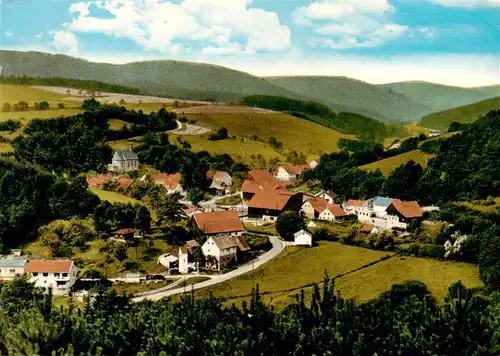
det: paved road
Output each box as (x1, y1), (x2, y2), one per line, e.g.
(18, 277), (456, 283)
(133, 236), (285, 302)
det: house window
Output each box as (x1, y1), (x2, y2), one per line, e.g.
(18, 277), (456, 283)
(54, 273), (60, 277)
(9, 269), (15, 273)
(62, 273), (68, 277)
(33, 273), (38, 276)
(43, 273), (48, 277)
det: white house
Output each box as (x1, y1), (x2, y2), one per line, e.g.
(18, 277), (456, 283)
(202, 235), (250, 270)
(367, 197), (393, 217)
(309, 159), (320, 169)
(301, 198), (328, 219)
(318, 204), (347, 222)
(108, 150), (139, 172)
(178, 240), (200, 274)
(208, 171), (233, 196)
(429, 129), (443, 137)
(26, 260), (78, 296)
(388, 140), (402, 150)
(316, 190), (337, 204)
(293, 229), (313, 247)
(274, 165), (310, 181)
(0, 259), (27, 281)
(343, 199), (367, 215)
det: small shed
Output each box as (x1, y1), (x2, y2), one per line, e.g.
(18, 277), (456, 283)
(360, 224), (379, 234)
(293, 229), (313, 247)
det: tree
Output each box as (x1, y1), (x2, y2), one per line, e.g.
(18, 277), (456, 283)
(57, 103), (65, 109)
(134, 206), (151, 233)
(208, 127), (229, 141)
(276, 211), (306, 241)
(2, 102), (11, 112)
(188, 188), (207, 205)
(381, 160), (423, 201)
(155, 192), (184, 225)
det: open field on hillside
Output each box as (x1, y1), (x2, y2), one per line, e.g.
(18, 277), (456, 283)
(196, 243), (391, 305)
(0, 143), (13, 153)
(171, 134), (285, 165)
(175, 112), (354, 156)
(0, 84), (79, 106)
(458, 198), (500, 213)
(90, 189), (143, 205)
(361, 150), (435, 176)
(383, 123), (431, 147)
(109, 119), (132, 130)
(421, 96), (500, 130)
(173, 104), (275, 114)
(195, 242), (481, 309)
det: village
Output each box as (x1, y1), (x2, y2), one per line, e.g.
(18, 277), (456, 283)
(0, 147), (435, 297)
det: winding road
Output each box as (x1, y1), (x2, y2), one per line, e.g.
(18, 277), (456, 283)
(133, 236), (285, 302)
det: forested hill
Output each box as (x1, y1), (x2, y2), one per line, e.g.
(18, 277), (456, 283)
(381, 81), (500, 113)
(420, 96), (500, 130)
(243, 95), (388, 141)
(0, 50), (307, 103)
(265, 76), (431, 123)
(0, 75), (141, 94)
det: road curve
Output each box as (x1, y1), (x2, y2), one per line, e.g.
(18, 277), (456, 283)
(133, 236), (285, 302)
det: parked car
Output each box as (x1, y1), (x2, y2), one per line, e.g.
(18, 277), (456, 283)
(146, 274), (165, 281)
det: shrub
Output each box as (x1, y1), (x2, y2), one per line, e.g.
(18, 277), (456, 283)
(123, 260), (141, 272)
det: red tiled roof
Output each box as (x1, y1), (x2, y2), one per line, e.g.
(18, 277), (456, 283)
(390, 200), (423, 219)
(183, 206), (199, 215)
(248, 191), (292, 210)
(246, 170), (274, 182)
(325, 204), (346, 217)
(150, 173), (182, 190)
(192, 210), (244, 234)
(86, 175), (112, 189)
(182, 239), (200, 253)
(111, 229), (135, 235)
(209, 235), (250, 251)
(346, 199), (366, 207)
(117, 177), (134, 190)
(285, 164), (311, 175)
(360, 224), (375, 233)
(27, 260), (73, 273)
(308, 198), (329, 213)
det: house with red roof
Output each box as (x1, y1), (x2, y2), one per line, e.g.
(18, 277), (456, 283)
(386, 200), (424, 228)
(343, 199), (368, 215)
(86, 174), (112, 189)
(26, 259), (78, 295)
(248, 190), (303, 222)
(318, 204), (347, 222)
(190, 210), (245, 236)
(142, 173), (184, 195)
(274, 164), (311, 181)
(202, 235), (250, 270)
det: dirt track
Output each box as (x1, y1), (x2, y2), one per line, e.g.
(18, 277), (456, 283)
(172, 104), (276, 115)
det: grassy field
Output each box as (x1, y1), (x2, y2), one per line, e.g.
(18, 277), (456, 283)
(244, 222), (277, 236)
(175, 112), (354, 157)
(90, 189), (143, 205)
(196, 243), (391, 307)
(458, 198), (500, 213)
(360, 150), (436, 176)
(421, 96), (500, 130)
(216, 195), (243, 205)
(109, 119), (132, 130)
(0, 84), (78, 106)
(0, 142), (13, 153)
(112, 280), (174, 295)
(195, 242), (481, 309)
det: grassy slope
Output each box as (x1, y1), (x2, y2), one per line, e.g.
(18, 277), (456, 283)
(265, 76), (430, 123)
(458, 198), (500, 213)
(360, 150), (436, 176)
(0, 50), (307, 104)
(177, 112), (354, 157)
(381, 81), (500, 113)
(90, 189), (143, 205)
(420, 96), (500, 130)
(196, 242), (481, 309)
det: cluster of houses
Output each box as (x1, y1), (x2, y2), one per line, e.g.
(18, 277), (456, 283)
(0, 257), (78, 295)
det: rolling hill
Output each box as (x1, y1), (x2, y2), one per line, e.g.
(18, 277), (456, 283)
(265, 76), (431, 123)
(0, 50), (306, 104)
(420, 96), (500, 130)
(382, 81), (500, 113)
(360, 150), (436, 176)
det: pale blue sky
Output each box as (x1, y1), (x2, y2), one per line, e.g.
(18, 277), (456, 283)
(1, 0), (499, 86)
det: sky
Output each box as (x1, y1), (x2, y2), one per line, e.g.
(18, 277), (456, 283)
(0, 0), (499, 87)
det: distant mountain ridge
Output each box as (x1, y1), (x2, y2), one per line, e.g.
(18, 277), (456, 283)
(381, 81), (500, 113)
(1, 50), (498, 125)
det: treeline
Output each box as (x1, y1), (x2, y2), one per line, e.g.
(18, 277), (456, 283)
(0, 275), (498, 355)
(242, 95), (388, 141)
(0, 120), (20, 132)
(0, 75), (141, 95)
(12, 99), (177, 174)
(83, 98), (177, 141)
(0, 160), (99, 250)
